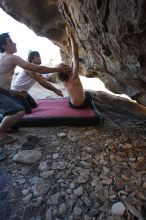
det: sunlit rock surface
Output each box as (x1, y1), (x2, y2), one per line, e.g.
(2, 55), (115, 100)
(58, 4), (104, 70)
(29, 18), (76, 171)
(0, 0), (146, 105)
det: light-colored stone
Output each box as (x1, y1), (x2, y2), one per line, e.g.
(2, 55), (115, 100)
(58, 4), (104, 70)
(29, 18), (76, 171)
(74, 186), (84, 197)
(111, 202), (126, 215)
(137, 157), (144, 163)
(22, 188), (30, 196)
(40, 170), (54, 178)
(142, 182), (146, 189)
(102, 179), (112, 185)
(53, 153), (59, 159)
(57, 132), (66, 137)
(23, 193), (32, 205)
(13, 150), (42, 164)
(38, 161), (48, 171)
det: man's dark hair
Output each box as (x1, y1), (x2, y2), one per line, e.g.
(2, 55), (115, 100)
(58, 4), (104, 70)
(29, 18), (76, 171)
(58, 72), (70, 81)
(28, 51), (40, 63)
(0, 32), (10, 53)
(56, 63), (70, 82)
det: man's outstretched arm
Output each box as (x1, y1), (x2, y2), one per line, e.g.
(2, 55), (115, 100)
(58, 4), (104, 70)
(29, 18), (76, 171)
(26, 70), (63, 97)
(11, 55), (71, 75)
(66, 27), (79, 79)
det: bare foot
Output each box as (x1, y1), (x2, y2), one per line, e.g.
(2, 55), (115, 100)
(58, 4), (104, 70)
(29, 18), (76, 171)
(0, 134), (17, 144)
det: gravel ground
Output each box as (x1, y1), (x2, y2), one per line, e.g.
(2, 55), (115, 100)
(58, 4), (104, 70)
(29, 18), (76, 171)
(0, 80), (146, 220)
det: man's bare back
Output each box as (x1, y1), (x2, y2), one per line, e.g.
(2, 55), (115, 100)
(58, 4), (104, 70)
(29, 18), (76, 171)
(63, 75), (85, 106)
(57, 28), (91, 109)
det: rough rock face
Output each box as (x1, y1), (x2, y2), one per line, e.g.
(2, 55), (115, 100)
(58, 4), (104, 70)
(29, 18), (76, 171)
(0, 0), (146, 105)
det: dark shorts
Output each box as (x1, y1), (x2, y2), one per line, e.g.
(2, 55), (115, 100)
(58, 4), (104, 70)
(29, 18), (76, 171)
(0, 88), (37, 116)
(12, 93), (38, 114)
(0, 93), (25, 116)
(69, 91), (92, 109)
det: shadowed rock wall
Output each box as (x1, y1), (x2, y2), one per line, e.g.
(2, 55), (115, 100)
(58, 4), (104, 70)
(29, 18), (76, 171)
(0, 0), (146, 105)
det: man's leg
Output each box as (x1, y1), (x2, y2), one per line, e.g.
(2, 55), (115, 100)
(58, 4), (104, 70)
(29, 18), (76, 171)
(11, 95), (32, 114)
(0, 111), (25, 144)
(0, 94), (25, 143)
(0, 111), (24, 133)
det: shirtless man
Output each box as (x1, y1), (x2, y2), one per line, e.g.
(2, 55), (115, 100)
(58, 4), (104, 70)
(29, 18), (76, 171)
(57, 28), (91, 109)
(11, 51), (63, 102)
(0, 32), (70, 143)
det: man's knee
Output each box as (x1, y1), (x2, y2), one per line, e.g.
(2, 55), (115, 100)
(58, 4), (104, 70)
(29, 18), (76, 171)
(16, 110), (25, 117)
(14, 110), (25, 120)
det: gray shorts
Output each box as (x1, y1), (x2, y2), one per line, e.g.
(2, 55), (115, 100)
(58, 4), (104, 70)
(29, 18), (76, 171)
(0, 93), (25, 116)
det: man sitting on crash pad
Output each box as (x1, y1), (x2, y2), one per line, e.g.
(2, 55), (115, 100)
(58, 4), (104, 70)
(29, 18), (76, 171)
(57, 27), (91, 109)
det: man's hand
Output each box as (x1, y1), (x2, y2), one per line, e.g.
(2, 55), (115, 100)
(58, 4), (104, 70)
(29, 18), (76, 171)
(18, 91), (28, 97)
(58, 64), (71, 73)
(55, 89), (63, 97)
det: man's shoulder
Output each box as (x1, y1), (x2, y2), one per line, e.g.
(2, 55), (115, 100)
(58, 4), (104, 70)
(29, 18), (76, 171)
(1, 52), (13, 60)
(5, 53), (18, 59)
(0, 53), (16, 66)
(11, 54), (21, 60)
(5, 54), (21, 64)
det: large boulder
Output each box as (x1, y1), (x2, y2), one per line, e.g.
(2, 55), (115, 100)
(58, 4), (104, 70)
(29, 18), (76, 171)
(0, 0), (146, 105)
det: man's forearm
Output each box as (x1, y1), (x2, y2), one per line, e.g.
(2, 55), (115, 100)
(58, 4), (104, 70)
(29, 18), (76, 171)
(39, 66), (71, 74)
(38, 66), (59, 74)
(39, 80), (63, 96)
(40, 81), (58, 93)
(45, 83), (61, 96)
